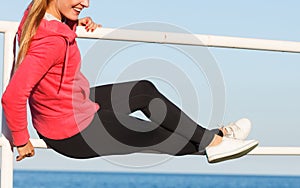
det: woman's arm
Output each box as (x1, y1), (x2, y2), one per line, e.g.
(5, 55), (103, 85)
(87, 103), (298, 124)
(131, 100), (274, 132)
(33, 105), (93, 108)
(1, 36), (66, 149)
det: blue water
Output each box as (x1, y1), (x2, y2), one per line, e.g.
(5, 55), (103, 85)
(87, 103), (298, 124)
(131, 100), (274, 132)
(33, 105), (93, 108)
(12, 170), (300, 188)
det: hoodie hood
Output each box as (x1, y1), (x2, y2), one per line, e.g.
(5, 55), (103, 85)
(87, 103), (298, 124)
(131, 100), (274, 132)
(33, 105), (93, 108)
(31, 19), (77, 42)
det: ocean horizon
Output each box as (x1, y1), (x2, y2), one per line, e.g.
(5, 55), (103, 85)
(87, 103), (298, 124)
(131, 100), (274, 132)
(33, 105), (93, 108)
(6, 170), (300, 188)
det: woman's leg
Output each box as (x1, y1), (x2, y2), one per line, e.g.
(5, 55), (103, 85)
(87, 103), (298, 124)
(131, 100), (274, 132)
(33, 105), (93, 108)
(40, 109), (200, 158)
(43, 80), (257, 162)
(90, 80), (220, 151)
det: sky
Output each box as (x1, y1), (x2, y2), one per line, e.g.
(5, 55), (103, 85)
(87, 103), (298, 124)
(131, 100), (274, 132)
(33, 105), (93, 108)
(1, 0), (300, 176)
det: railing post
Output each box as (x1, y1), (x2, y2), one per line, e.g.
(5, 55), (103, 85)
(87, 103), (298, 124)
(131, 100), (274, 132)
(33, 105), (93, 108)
(1, 136), (13, 188)
(1, 23), (17, 188)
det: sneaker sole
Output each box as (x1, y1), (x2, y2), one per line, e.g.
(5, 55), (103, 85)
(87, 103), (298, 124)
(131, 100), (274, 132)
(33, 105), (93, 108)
(207, 141), (259, 163)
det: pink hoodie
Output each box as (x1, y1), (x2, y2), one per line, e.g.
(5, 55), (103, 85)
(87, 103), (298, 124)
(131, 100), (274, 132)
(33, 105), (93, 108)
(1, 8), (99, 146)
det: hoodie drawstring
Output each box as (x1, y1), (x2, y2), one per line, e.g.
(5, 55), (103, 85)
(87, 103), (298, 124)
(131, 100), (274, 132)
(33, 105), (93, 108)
(57, 39), (69, 94)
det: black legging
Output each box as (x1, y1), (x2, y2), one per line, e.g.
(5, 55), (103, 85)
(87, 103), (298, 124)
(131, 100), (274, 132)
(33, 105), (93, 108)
(40, 80), (220, 159)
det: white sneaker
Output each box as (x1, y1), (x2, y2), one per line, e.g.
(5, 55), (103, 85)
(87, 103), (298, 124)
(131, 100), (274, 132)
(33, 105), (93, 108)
(206, 137), (258, 163)
(223, 118), (252, 140)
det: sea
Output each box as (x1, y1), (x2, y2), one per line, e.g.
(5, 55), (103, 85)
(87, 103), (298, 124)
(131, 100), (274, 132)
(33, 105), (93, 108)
(9, 170), (300, 188)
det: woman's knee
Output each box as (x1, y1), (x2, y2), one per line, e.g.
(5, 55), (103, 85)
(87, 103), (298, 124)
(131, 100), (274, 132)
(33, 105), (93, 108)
(136, 80), (157, 92)
(128, 80), (160, 100)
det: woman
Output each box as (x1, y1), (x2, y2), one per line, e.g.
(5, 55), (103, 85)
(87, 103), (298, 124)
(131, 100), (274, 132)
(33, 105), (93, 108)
(1, 0), (258, 163)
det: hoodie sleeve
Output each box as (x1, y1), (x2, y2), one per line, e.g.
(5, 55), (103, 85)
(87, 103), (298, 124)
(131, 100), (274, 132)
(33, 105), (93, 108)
(1, 36), (67, 146)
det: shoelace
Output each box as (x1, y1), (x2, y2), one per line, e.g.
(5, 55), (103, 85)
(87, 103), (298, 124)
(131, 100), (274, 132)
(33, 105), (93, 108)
(224, 122), (241, 138)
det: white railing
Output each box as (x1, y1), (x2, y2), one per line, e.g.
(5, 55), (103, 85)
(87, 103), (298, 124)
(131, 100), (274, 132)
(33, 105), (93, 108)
(1, 20), (300, 188)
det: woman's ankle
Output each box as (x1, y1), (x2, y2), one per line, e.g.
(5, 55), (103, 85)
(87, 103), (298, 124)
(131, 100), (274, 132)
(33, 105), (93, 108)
(208, 135), (222, 147)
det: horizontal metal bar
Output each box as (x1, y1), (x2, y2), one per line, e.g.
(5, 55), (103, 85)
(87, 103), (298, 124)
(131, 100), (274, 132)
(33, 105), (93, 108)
(1, 137), (300, 156)
(29, 138), (48, 148)
(76, 27), (300, 53)
(22, 138), (48, 148)
(249, 147), (300, 155)
(1, 21), (300, 53)
(0, 137), (47, 148)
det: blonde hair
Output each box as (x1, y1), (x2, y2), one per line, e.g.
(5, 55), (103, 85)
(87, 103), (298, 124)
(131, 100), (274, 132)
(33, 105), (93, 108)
(16, 0), (49, 70)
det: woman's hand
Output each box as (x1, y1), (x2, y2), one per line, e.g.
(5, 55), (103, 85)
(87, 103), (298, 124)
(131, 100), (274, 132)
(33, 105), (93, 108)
(16, 140), (35, 161)
(78, 17), (102, 32)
